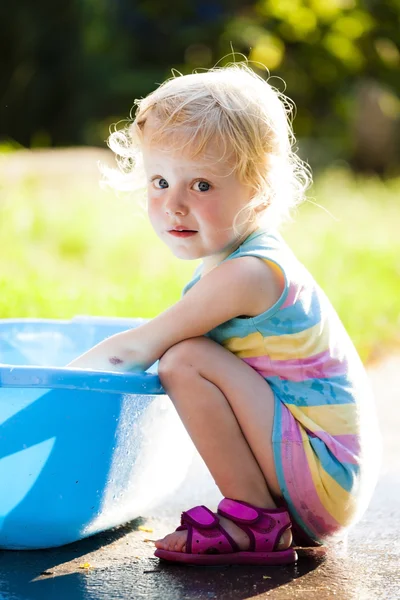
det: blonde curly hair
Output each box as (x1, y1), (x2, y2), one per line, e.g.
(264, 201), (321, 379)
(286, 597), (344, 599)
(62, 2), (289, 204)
(103, 63), (311, 230)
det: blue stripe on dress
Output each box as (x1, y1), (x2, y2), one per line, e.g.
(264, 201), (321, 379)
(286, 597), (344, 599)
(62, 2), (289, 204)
(264, 291), (322, 335)
(308, 436), (360, 493)
(203, 292), (325, 341)
(268, 376), (356, 406)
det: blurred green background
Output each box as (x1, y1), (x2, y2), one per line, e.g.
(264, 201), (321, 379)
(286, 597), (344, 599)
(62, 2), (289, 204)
(1, 0), (400, 363)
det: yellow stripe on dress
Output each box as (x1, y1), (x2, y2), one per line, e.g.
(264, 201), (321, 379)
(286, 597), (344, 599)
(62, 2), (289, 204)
(223, 321), (330, 361)
(288, 404), (357, 436)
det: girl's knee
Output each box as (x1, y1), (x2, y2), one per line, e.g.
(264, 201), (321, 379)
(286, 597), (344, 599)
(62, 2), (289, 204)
(158, 338), (203, 385)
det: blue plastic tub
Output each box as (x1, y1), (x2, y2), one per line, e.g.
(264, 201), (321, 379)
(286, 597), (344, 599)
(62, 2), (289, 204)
(0, 316), (199, 549)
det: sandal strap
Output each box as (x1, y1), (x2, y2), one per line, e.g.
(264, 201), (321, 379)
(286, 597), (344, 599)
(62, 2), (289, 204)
(177, 505), (240, 555)
(218, 498), (292, 552)
(180, 505), (219, 528)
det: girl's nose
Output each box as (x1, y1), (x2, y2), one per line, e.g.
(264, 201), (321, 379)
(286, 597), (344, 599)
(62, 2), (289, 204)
(164, 192), (188, 216)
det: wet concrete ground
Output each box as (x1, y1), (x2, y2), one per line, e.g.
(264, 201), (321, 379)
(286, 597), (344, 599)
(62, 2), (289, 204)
(1, 358), (399, 600)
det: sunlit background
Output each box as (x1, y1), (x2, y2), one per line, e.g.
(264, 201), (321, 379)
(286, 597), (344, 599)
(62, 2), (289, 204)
(1, 0), (399, 363)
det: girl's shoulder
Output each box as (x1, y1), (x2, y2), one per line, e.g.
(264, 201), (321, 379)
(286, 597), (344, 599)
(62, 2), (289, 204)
(226, 227), (306, 285)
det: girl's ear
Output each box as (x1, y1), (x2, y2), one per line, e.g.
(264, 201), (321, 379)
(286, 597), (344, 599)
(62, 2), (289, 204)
(254, 199), (270, 213)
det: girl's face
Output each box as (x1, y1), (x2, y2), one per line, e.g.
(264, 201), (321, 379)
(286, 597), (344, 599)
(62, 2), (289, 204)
(142, 136), (256, 270)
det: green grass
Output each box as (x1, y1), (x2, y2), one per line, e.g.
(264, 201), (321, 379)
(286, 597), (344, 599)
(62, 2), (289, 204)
(1, 150), (399, 364)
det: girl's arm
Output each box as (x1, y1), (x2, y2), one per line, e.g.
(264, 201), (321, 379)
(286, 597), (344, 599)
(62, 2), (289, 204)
(67, 256), (283, 372)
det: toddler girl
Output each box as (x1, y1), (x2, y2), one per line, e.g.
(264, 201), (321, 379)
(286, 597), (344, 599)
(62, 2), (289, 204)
(68, 64), (381, 566)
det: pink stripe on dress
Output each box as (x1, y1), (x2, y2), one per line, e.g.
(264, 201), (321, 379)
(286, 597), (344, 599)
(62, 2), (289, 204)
(278, 403), (342, 538)
(244, 351), (348, 382)
(323, 433), (361, 464)
(307, 430), (361, 466)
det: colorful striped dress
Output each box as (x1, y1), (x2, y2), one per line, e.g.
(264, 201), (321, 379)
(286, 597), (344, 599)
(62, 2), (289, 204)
(182, 228), (381, 544)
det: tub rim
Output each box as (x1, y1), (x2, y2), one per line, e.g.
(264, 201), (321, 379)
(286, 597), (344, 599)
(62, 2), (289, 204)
(0, 365), (163, 394)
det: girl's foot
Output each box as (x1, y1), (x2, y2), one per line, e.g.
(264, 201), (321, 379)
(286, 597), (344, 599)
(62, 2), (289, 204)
(154, 512), (292, 553)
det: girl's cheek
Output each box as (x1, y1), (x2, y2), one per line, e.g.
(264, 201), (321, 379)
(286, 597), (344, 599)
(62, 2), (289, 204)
(147, 196), (161, 216)
(197, 200), (223, 223)
(147, 200), (161, 228)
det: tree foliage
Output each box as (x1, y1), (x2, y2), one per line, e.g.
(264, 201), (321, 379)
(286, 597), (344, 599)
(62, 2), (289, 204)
(1, 0), (399, 172)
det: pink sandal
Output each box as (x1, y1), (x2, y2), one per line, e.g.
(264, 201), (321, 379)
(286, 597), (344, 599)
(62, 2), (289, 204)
(154, 497), (297, 565)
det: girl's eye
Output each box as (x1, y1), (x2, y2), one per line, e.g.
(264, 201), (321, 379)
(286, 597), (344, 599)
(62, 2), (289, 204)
(153, 177), (168, 189)
(193, 180), (211, 192)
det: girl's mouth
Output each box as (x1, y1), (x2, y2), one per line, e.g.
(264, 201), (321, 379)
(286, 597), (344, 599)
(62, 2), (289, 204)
(168, 229), (198, 238)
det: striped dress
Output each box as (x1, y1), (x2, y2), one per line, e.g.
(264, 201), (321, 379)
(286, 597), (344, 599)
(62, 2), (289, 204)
(183, 228), (381, 544)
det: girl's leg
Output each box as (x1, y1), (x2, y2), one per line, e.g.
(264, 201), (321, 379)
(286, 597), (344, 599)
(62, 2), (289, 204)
(155, 336), (290, 553)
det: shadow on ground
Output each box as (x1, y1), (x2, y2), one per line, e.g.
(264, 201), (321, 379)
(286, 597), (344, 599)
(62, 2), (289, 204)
(0, 520), (327, 600)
